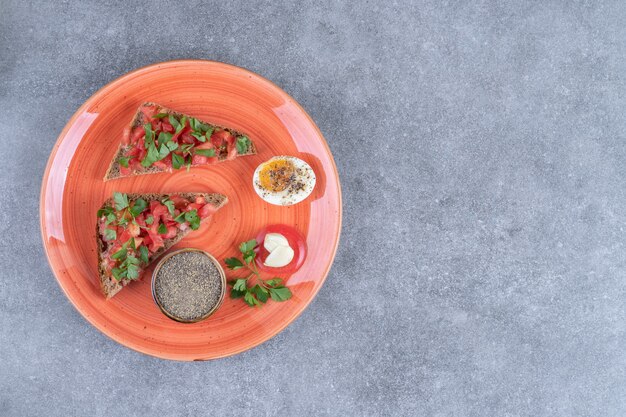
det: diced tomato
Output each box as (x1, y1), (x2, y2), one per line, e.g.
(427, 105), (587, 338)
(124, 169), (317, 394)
(169, 194), (188, 209)
(118, 229), (132, 245)
(121, 126), (131, 145)
(130, 126), (145, 145)
(153, 160), (167, 170)
(151, 119), (162, 131)
(162, 119), (174, 133)
(135, 214), (146, 227)
(199, 203), (217, 219)
(140, 104), (159, 121)
(133, 238), (144, 248)
(185, 202), (203, 212)
(191, 155), (208, 165)
(211, 129), (232, 147)
(129, 159), (142, 171)
(180, 131), (194, 144)
(127, 222), (140, 237)
(163, 226), (177, 239)
(147, 229), (164, 252)
(195, 196), (206, 204)
(150, 201), (168, 219)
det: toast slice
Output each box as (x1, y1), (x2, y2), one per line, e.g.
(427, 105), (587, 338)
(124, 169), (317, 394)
(104, 102), (257, 181)
(96, 192), (227, 299)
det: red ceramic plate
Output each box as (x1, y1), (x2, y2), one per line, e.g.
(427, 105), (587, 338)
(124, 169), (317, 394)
(40, 60), (342, 360)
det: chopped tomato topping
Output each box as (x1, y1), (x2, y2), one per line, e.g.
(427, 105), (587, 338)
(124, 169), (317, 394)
(119, 106), (246, 173)
(191, 155), (208, 165)
(199, 203), (217, 219)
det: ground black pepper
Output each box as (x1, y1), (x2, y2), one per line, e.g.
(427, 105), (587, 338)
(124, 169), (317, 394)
(154, 251), (223, 322)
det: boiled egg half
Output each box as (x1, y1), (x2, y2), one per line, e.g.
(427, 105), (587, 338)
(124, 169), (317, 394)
(263, 233), (294, 268)
(253, 156), (316, 206)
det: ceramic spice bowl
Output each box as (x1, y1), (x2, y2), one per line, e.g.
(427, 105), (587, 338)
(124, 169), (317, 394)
(151, 248), (226, 323)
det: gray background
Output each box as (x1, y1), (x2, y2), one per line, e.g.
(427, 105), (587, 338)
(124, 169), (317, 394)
(1, 0), (624, 416)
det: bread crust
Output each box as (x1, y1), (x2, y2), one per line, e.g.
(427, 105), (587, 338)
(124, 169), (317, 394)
(104, 102), (257, 181)
(96, 192), (227, 299)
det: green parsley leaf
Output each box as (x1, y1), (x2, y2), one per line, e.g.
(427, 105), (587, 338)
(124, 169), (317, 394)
(225, 257), (244, 270)
(179, 116), (188, 131)
(119, 156), (131, 168)
(269, 286), (292, 302)
(126, 263), (140, 280)
(166, 141), (178, 151)
(194, 148), (216, 157)
(122, 254), (140, 267)
(244, 291), (260, 307)
(112, 267), (126, 281)
(189, 117), (200, 131)
(236, 135), (251, 154)
(161, 199), (175, 216)
(154, 112), (168, 119)
(129, 198), (147, 217)
(157, 223), (167, 234)
(157, 132), (173, 146)
(157, 143), (170, 160)
(145, 215), (154, 225)
(168, 115), (180, 131)
(230, 288), (246, 298)
(264, 278), (283, 288)
(139, 245), (149, 264)
(239, 239), (257, 255)
(111, 247), (127, 260)
(232, 278), (248, 292)
(97, 206), (114, 218)
(144, 123), (154, 145)
(191, 132), (207, 142)
(184, 209), (200, 230)
(103, 228), (116, 241)
(113, 192), (129, 210)
(243, 251), (255, 264)
(141, 143), (159, 167)
(173, 212), (186, 223)
(180, 143), (194, 155)
(251, 284), (269, 303)
(105, 213), (116, 224)
(172, 153), (184, 169)
(205, 127), (214, 140)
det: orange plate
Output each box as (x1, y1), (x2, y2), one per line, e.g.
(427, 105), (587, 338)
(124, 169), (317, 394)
(39, 60), (342, 361)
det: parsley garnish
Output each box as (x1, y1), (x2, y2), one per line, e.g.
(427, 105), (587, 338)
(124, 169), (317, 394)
(185, 209), (200, 230)
(161, 198), (175, 216)
(224, 239), (292, 307)
(129, 198), (147, 217)
(103, 228), (116, 241)
(236, 135), (251, 154)
(157, 223), (167, 234)
(194, 148), (216, 157)
(172, 153), (184, 169)
(119, 156), (130, 168)
(113, 192), (129, 210)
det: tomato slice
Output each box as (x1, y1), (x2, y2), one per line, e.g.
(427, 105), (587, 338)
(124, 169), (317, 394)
(254, 224), (307, 274)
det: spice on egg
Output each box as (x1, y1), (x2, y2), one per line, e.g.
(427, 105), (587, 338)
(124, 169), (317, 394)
(154, 250), (224, 322)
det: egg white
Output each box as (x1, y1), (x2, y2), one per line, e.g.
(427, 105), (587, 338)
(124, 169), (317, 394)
(252, 156), (316, 206)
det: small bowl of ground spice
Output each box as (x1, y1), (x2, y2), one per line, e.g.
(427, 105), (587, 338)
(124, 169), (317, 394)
(151, 248), (226, 323)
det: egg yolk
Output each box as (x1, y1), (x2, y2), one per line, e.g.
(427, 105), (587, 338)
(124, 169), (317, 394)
(259, 159), (295, 192)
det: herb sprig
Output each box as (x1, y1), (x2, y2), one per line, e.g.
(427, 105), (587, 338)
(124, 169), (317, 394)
(225, 239), (292, 307)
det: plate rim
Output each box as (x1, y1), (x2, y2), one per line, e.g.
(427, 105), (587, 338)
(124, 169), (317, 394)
(39, 59), (343, 360)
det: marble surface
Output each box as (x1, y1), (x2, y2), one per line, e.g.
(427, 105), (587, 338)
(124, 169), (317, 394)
(1, 0), (625, 416)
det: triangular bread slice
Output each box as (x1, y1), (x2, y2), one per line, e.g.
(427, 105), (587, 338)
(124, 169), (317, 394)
(96, 192), (227, 299)
(104, 102), (257, 180)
